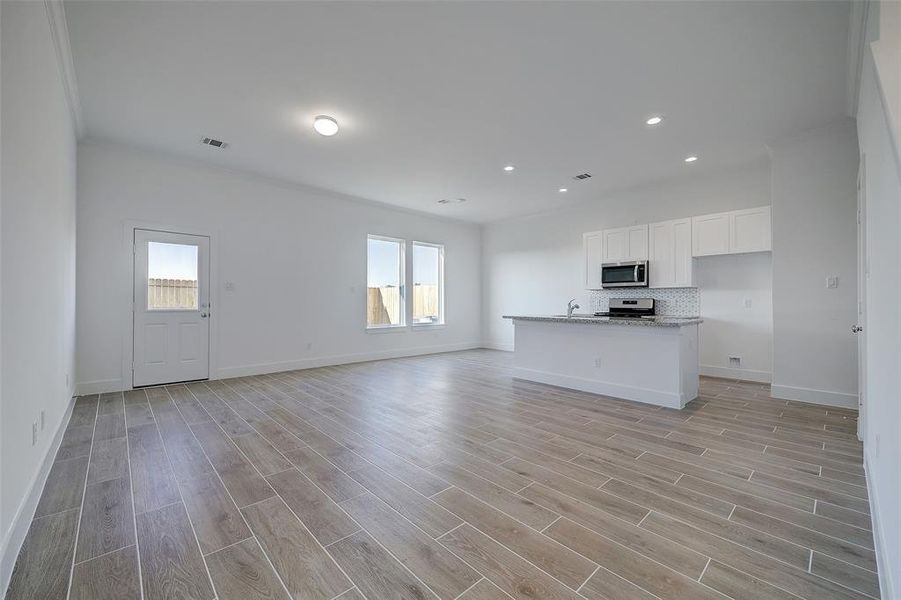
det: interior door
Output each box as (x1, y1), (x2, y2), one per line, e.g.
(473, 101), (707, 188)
(855, 157), (867, 441)
(133, 229), (210, 387)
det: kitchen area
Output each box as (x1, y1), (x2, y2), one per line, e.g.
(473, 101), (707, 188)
(504, 205), (772, 409)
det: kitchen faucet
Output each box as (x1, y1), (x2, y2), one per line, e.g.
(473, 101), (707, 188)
(567, 298), (580, 317)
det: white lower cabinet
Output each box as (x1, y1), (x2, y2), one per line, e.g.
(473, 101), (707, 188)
(649, 218), (693, 288)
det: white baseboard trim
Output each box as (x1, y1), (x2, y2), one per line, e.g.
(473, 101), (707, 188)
(770, 383), (858, 408)
(865, 450), (894, 600)
(0, 395), (76, 595)
(700, 364), (772, 383)
(77, 343), (483, 393)
(75, 377), (123, 396)
(480, 342), (514, 352)
(512, 366), (687, 409)
(215, 341), (483, 379)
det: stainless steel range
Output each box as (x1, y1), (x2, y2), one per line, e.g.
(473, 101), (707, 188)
(594, 297), (656, 318)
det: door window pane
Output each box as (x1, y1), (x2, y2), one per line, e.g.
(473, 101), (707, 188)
(412, 242), (444, 324)
(147, 241), (199, 309)
(367, 236), (405, 327)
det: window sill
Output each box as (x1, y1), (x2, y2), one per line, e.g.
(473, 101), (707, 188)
(411, 323), (446, 330)
(365, 325), (408, 334)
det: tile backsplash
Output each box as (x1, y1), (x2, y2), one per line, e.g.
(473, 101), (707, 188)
(589, 287), (699, 317)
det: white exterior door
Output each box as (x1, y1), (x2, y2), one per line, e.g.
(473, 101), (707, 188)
(133, 229), (210, 387)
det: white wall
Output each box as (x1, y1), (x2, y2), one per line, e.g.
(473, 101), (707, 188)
(696, 253), (773, 382)
(0, 0), (78, 587)
(768, 119), (859, 408)
(857, 1), (901, 596)
(76, 141), (482, 393)
(481, 159), (772, 353)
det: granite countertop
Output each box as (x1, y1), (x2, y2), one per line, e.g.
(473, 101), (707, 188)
(502, 314), (703, 327)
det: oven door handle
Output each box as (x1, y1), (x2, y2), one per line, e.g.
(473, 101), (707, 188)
(634, 264), (639, 282)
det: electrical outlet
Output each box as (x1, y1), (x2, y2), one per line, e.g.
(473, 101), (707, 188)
(744, 298), (752, 309)
(32, 422), (38, 446)
(224, 281), (235, 291)
(826, 276), (840, 289)
(594, 357), (602, 368)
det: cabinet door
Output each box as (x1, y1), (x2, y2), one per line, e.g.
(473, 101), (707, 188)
(648, 221), (674, 288)
(602, 227), (627, 262)
(627, 225), (649, 260)
(672, 218), (693, 286)
(583, 231), (603, 289)
(692, 212), (730, 256)
(730, 206), (771, 253)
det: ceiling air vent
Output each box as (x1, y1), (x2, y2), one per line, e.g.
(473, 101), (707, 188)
(572, 173), (592, 180)
(200, 137), (229, 149)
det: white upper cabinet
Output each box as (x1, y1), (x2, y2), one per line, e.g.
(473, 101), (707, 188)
(692, 212), (731, 256)
(692, 206), (770, 257)
(730, 206), (772, 253)
(602, 225), (648, 262)
(649, 218), (693, 288)
(584, 206), (769, 289)
(583, 231), (603, 289)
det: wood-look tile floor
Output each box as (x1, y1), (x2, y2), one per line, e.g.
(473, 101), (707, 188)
(7, 349), (878, 599)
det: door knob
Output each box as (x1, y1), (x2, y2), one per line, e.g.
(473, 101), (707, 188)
(200, 312), (209, 318)
(851, 325), (862, 333)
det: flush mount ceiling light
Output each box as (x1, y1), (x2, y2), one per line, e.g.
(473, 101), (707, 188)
(438, 198), (467, 204)
(503, 165), (515, 172)
(645, 115), (664, 126)
(684, 155), (699, 163)
(559, 188), (568, 193)
(313, 115), (339, 136)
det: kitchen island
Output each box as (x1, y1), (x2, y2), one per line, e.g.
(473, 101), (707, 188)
(503, 315), (702, 409)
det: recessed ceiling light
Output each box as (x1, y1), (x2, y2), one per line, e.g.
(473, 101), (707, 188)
(646, 116), (664, 126)
(559, 188), (568, 193)
(503, 165), (515, 172)
(684, 155), (698, 163)
(313, 115), (339, 136)
(438, 198), (467, 204)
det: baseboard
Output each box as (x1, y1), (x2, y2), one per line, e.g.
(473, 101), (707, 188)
(700, 364), (772, 383)
(865, 449), (894, 600)
(512, 366), (686, 409)
(215, 341), (483, 379)
(0, 395), (76, 595)
(75, 377), (123, 395)
(770, 383), (858, 408)
(480, 341), (514, 352)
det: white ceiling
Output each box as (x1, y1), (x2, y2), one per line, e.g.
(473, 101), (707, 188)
(65, 1), (851, 223)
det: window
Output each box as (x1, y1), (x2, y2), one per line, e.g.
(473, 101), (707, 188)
(367, 235), (405, 328)
(412, 242), (444, 325)
(147, 241), (199, 310)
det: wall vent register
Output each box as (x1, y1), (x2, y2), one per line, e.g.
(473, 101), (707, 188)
(200, 136), (229, 149)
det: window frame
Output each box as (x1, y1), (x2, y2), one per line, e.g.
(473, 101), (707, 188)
(411, 241), (445, 327)
(366, 234), (407, 331)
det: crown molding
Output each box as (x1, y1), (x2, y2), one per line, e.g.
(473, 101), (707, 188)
(44, 0), (85, 139)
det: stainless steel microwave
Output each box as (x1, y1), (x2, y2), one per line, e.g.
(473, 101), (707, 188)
(601, 261), (649, 288)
